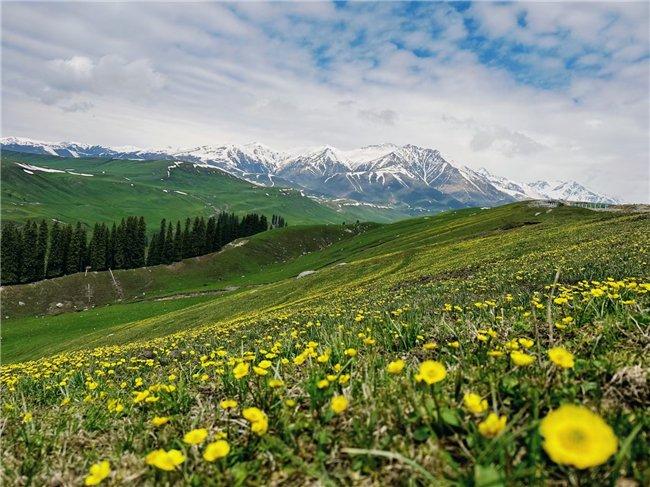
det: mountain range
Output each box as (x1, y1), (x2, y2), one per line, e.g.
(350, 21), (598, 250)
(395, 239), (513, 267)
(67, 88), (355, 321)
(1, 136), (620, 211)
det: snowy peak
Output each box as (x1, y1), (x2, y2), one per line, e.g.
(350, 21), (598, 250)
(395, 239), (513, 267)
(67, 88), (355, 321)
(528, 180), (620, 204)
(1, 136), (621, 207)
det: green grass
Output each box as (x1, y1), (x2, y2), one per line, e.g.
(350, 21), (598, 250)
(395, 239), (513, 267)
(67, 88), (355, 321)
(1, 150), (409, 227)
(1, 296), (214, 363)
(1, 202), (648, 485)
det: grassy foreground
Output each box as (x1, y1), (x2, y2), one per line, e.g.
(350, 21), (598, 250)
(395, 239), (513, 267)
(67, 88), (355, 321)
(1, 203), (648, 485)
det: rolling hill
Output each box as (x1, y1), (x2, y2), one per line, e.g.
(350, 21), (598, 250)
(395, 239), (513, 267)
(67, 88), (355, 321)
(1, 202), (647, 485)
(0, 150), (408, 227)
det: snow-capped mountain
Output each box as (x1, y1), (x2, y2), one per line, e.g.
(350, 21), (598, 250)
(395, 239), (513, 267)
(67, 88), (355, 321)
(478, 168), (620, 205)
(1, 136), (620, 210)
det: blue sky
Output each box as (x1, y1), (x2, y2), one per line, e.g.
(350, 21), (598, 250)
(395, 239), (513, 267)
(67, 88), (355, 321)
(2, 1), (649, 201)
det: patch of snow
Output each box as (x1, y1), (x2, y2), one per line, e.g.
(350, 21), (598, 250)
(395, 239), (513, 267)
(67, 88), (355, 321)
(15, 162), (65, 174)
(296, 270), (316, 279)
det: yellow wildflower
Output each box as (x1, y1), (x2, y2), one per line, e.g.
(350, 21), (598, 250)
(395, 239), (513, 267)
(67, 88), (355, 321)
(145, 449), (185, 471)
(478, 413), (507, 438)
(203, 440), (230, 462)
(150, 416), (170, 427)
(415, 360), (446, 385)
(242, 407), (268, 436)
(331, 395), (348, 414)
(540, 405), (617, 469)
(386, 359), (405, 374)
(233, 362), (249, 379)
(510, 351), (535, 366)
(220, 399), (238, 410)
(84, 460), (110, 486)
(183, 428), (208, 445)
(548, 347), (575, 369)
(463, 393), (488, 415)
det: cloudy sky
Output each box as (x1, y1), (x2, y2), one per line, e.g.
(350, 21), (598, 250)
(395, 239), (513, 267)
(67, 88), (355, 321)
(2, 2), (649, 202)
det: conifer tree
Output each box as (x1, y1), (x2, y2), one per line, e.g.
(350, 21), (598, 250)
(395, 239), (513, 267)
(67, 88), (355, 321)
(135, 217), (147, 267)
(35, 220), (49, 280)
(21, 220), (40, 282)
(46, 221), (62, 278)
(107, 223), (117, 269)
(114, 219), (127, 269)
(1, 222), (23, 284)
(60, 224), (73, 274)
(181, 218), (192, 259)
(162, 221), (174, 264)
(205, 216), (216, 253)
(173, 220), (183, 262)
(66, 222), (87, 274)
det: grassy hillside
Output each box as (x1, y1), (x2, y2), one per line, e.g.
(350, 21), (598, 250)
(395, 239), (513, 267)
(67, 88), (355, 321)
(1, 151), (408, 226)
(1, 202), (648, 485)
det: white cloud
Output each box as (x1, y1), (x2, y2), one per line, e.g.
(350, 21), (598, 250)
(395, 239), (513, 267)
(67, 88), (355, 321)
(1, 1), (648, 202)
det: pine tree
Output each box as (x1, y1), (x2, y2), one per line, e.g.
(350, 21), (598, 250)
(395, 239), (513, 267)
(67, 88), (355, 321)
(135, 217), (147, 267)
(21, 221), (40, 282)
(107, 223), (117, 269)
(60, 224), (73, 274)
(1, 222), (23, 284)
(46, 221), (62, 278)
(66, 222), (87, 274)
(162, 221), (174, 264)
(35, 220), (49, 281)
(114, 219), (127, 269)
(146, 232), (159, 266)
(88, 223), (108, 271)
(173, 220), (183, 262)
(181, 218), (192, 259)
(205, 216), (216, 253)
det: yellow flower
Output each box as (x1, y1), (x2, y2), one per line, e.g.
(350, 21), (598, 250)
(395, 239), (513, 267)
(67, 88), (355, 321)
(447, 341), (460, 349)
(220, 399), (238, 409)
(487, 350), (504, 358)
(415, 360), (446, 385)
(203, 440), (230, 462)
(338, 374), (350, 385)
(510, 351), (535, 366)
(233, 362), (249, 379)
(285, 399), (297, 407)
(183, 428), (208, 445)
(344, 348), (357, 357)
(548, 347), (575, 369)
(258, 360), (272, 369)
(268, 378), (284, 388)
(386, 359), (405, 374)
(317, 379), (330, 389)
(518, 338), (534, 349)
(478, 413), (507, 438)
(150, 416), (170, 427)
(331, 395), (348, 414)
(253, 366), (268, 376)
(84, 460), (110, 486)
(463, 393), (488, 415)
(22, 412), (33, 423)
(242, 407), (268, 436)
(145, 449), (186, 471)
(423, 342), (437, 350)
(540, 405), (618, 469)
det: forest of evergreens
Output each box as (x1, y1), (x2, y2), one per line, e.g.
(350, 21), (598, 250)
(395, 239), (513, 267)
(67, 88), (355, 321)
(0, 213), (286, 285)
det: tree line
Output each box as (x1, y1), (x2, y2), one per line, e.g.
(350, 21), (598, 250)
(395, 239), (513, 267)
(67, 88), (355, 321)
(0, 212), (286, 285)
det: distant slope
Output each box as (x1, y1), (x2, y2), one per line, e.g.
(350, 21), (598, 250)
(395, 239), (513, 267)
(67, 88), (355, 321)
(1, 151), (408, 226)
(2, 202), (646, 363)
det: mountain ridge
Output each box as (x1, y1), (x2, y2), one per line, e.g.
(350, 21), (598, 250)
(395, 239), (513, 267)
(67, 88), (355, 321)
(1, 136), (620, 209)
